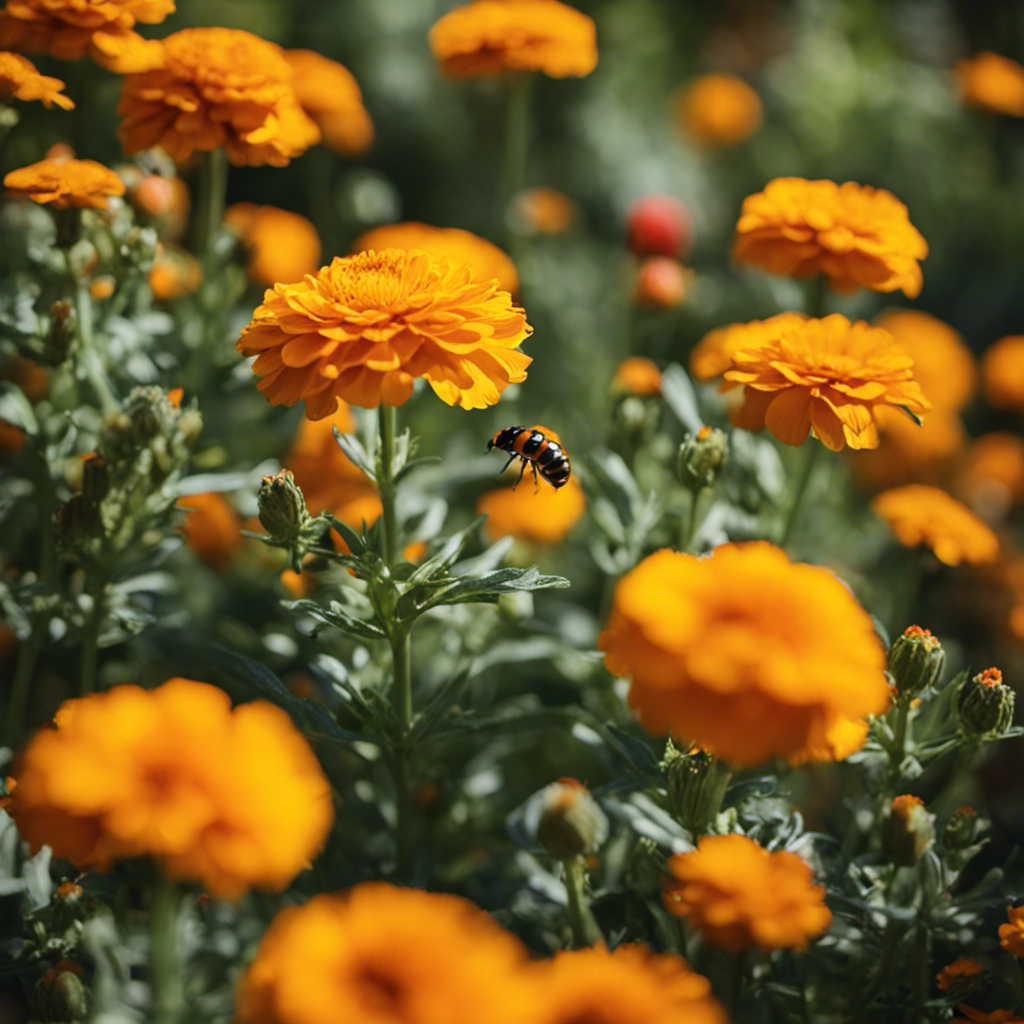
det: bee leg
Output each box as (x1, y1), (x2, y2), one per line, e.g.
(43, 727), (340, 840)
(500, 453), (517, 475)
(532, 462), (540, 493)
(512, 459), (528, 490)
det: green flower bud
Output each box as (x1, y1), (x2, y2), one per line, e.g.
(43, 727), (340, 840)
(535, 779), (608, 860)
(45, 299), (74, 365)
(887, 625), (945, 699)
(957, 668), (1015, 740)
(54, 494), (104, 553)
(661, 738), (731, 832)
(882, 795), (934, 867)
(677, 426), (727, 492)
(257, 469), (310, 544)
(33, 961), (89, 1023)
(943, 805), (982, 852)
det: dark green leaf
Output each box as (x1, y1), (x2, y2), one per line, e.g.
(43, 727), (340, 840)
(418, 566), (570, 612)
(288, 598), (386, 641)
(323, 514), (366, 556)
(603, 723), (661, 775)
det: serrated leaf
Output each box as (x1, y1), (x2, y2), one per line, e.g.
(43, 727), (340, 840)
(450, 535), (514, 577)
(407, 517), (485, 584)
(333, 425), (376, 481)
(0, 382), (37, 435)
(419, 566), (569, 612)
(288, 598), (386, 641)
(660, 363), (703, 433)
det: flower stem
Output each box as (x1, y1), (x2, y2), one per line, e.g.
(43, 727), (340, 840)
(680, 487), (705, 553)
(500, 75), (531, 253)
(149, 873), (184, 1024)
(931, 741), (978, 823)
(191, 148), (229, 262)
(79, 566), (109, 696)
(563, 856), (595, 949)
(75, 281), (117, 413)
(780, 442), (819, 548)
(377, 404), (399, 568)
(887, 698), (912, 786)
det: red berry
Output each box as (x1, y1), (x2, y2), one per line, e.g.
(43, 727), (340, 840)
(626, 194), (691, 257)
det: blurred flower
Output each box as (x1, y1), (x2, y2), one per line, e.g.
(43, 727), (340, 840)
(234, 883), (531, 1024)
(4, 158), (125, 209)
(238, 249), (532, 415)
(882, 794), (934, 866)
(89, 275), (115, 300)
(225, 203), (321, 288)
(957, 668), (1014, 740)
(733, 178), (928, 297)
(1, 354), (48, 402)
(124, 171), (189, 238)
(0, 52), (72, 108)
(954, 1007), (1024, 1024)
(179, 491), (243, 568)
(787, 714), (870, 765)
(675, 73), (762, 147)
(635, 257), (692, 308)
(283, 48), (372, 157)
(513, 186), (575, 234)
(613, 356), (661, 396)
(626, 195), (691, 258)
(149, 244), (201, 300)
(527, 945), (726, 1024)
(723, 314), (930, 451)
(352, 222), (517, 294)
(955, 433), (1024, 517)
(533, 778), (607, 859)
(999, 905), (1024, 956)
(956, 52), (1024, 116)
(598, 543), (888, 767)
(117, 28), (319, 167)
(981, 336), (1024, 412)
(936, 958), (984, 994)
(478, 474), (584, 544)
(663, 834), (831, 952)
(8, 679), (333, 899)
(689, 312), (806, 383)
(429, 0), (597, 79)
(871, 485), (999, 566)
(0, 0), (170, 73)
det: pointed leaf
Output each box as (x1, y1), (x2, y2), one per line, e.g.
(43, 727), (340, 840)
(333, 425), (376, 481)
(288, 598), (386, 641)
(660, 363), (703, 433)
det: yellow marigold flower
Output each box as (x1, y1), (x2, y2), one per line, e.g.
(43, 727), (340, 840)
(613, 356), (661, 396)
(0, 51), (72, 108)
(981, 335), (1024, 412)
(8, 679), (333, 899)
(955, 433), (1024, 516)
(872, 484), (999, 566)
(238, 248), (532, 416)
(352, 222), (518, 294)
(956, 52), (1024, 116)
(0, 0), (170, 73)
(117, 28), (320, 167)
(429, 0), (597, 79)
(234, 883), (531, 1024)
(527, 944), (727, 1024)
(689, 312), (806, 383)
(723, 313), (931, 452)
(478, 474), (584, 544)
(787, 714), (870, 765)
(937, 958), (984, 993)
(514, 186), (575, 234)
(954, 1008), (1024, 1024)
(598, 542), (889, 767)
(1000, 905), (1024, 956)
(663, 834), (832, 952)
(225, 203), (321, 288)
(733, 178), (928, 297)
(4, 157), (125, 209)
(149, 244), (201, 300)
(675, 73), (762, 147)
(179, 491), (243, 568)
(283, 48), (373, 157)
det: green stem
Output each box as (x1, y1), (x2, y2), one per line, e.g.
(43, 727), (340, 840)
(680, 487), (705, 553)
(191, 148), (229, 262)
(79, 566), (109, 696)
(500, 75), (531, 254)
(931, 742), (978, 823)
(149, 873), (184, 1024)
(563, 856), (594, 949)
(887, 698), (912, 786)
(779, 442), (819, 548)
(377, 405), (399, 568)
(75, 281), (117, 412)
(807, 272), (829, 319)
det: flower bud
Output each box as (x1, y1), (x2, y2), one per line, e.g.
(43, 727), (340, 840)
(882, 794), (934, 867)
(33, 960), (89, 1023)
(887, 625), (945, 699)
(80, 454), (110, 503)
(635, 257), (692, 309)
(612, 357), (662, 398)
(45, 299), (74, 364)
(943, 805), (982, 851)
(626, 195), (691, 257)
(258, 469), (310, 544)
(957, 668), (1015, 740)
(54, 494), (105, 552)
(677, 426), (728, 492)
(661, 739), (731, 832)
(536, 778), (608, 860)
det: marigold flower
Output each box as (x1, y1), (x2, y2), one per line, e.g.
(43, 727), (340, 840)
(723, 313), (931, 451)
(179, 491), (243, 568)
(635, 257), (692, 308)
(955, 433), (1024, 515)
(956, 52), (1024, 116)
(598, 542), (888, 766)
(513, 186), (575, 234)
(5, 158), (125, 209)
(614, 356), (661, 396)
(8, 679), (333, 898)
(283, 48), (372, 157)
(0, 0), (170, 73)
(478, 474), (584, 544)
(787, 714), (870, 765)
(981, 336), (1024, 412)
(234, 883), (531, 1024)
(225, 204), (321, 288)
(675, 73), (762, 147)
(0, 51), (72, 107)
(733, 178), (928, 297)
(954, 1008), (1024, 1024)
(689, 312), (806, 383)
(1000, 905), (1024, 956)
(872, 485), (999, 566)
(149, 244), (201, 300)
(429, 0), (597, 79)
(527, 945), (727, 1024)
(117, 28), (320, 167)
(663, 834), (831, 952)
(238, 248), (532, 416)
(352, 222), (518, 294)
(937, 958), (984, 993)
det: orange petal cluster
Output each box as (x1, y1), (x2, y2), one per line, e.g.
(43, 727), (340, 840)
(7, 679), (333, 899)
(675, 73), (762, 147)
(117, 28), (320, 167)
(4, 157), (125, 209)
(955, 433), (1024, 513)
(663, 834), (832, 952)
(1000, 905), (1024, 956)
(689, 312), (807, 383)
(0, 51), (72, 107)
(936, 958), (984, 993)
(0, 0), (171, 72)
(513, 186), (576, 235)
(225, 203), (321, 288)
(956, 52), (1024, 116)
(477, 474), (584, 544)
(179, 491), (242, 568)
(237, 248), (532, 416)
(429, 0), (597, 79)
(722, 313), (931, 451)
(871, 484), (1000, 566)
(613, 356), (662, 396)
(981, 335), (1024, 412)
(733, 177), (928, 297)
(598, 542), (889, 767)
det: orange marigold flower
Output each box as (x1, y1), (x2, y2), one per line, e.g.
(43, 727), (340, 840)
(4, 157), (125, 209)
(675, 73), (762, 147)
(872, 484), (999, 566)
(663, 834), (832, 952)
(283, 48), (373, 157)
(527, 944), (726, 1024)
(352, 222), (518, 294)
(513, 186), (575, 234)
(689, 312), (806, 383)
(787, 714), (870, 765)
(937, 958), (984, 993)
(956, 52), (1024, 116)
(0, 51), (72, 108)
(117, 28), (320, 167)
(723, 313), (931, 452)
(981, 335), (1024, 412)
(7, 679), (333, 899)
(477, 474), (584, 545)
(954, 1008), (1024, 1024)
(1000, 905), (1024, 957)
(234, 883), (531, 1024)
(614, 356), (661, 396)
(0, 0), (170, 73)
(635, 257), (692, 309)
(598, 542), (888, 767)
(179, 491), (243, 568)
(955, 433), (1024, 516)
(149, 244), (201, 300)
(733, 177), (928, 297)
(225, 203), (321, 288)
(238, 248), (532, 416)
(429, 0), (596, 79)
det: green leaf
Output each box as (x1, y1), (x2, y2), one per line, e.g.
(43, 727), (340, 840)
(395, 455), (442, 484)
(660, 363), (703, 433)
(333, 425), (377, 481)
(288, 598), (387, 641)
(0, 382), (37, 435)
(603, 723), (661, 776)
(418, 566), (570, 613)
(323, 514), (366, 556)
(407, 517), (485, 584)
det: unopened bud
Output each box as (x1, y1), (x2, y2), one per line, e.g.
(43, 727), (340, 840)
(957, 668), (1015, 740)
(677, 426), (728, 492)
(943, 806), (982, 851)
(882, 794), (934, 866)
(887, 626), (945, 699)
(33, 960), (89, 1022)
(661, 738), (731, 831)
(258, 469), (310, 544)
(45, 300), (74, 364)
(536, 778), (608, 860)
(54, 494), (104, 551)
(80, 454), (110, 503)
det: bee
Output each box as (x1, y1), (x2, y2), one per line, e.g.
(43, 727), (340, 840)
(487, 425), (571, 489)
